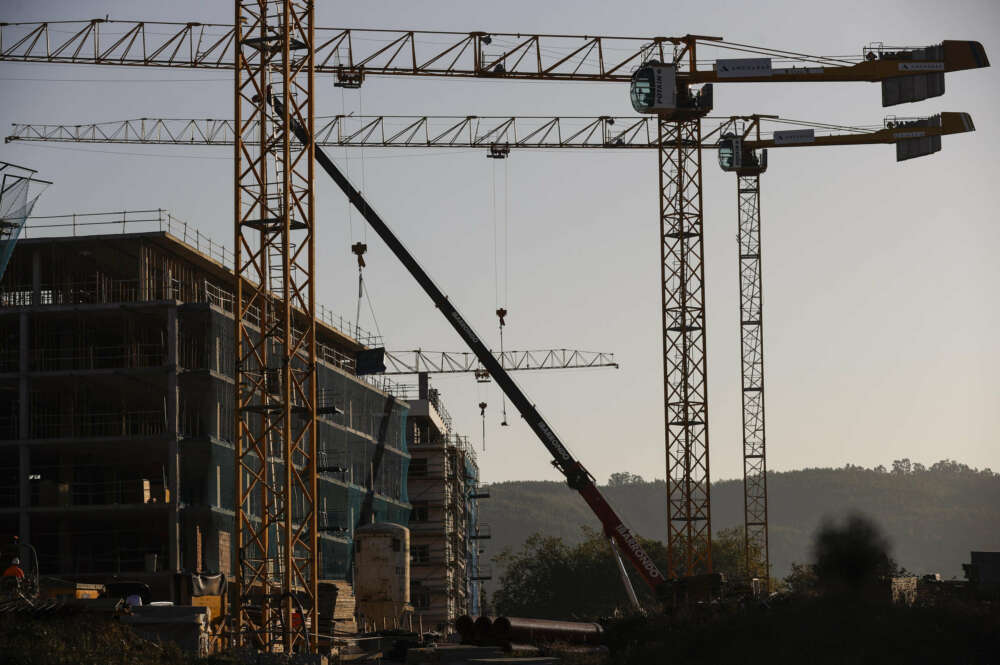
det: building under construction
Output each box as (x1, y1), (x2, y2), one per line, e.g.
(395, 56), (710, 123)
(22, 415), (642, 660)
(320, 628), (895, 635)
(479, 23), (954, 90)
(405, 373), (488, 631)
(0, 213), (422, 601)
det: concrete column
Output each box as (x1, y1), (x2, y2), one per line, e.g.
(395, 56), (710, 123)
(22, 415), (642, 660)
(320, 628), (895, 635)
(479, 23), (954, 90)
(18, 312), (29, 543)
(167, 306), (180, 574)
(138, 241), (145, 301)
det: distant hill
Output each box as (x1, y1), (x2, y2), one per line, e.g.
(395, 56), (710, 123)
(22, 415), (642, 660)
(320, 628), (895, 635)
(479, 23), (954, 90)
(478, 460), (1000, 586)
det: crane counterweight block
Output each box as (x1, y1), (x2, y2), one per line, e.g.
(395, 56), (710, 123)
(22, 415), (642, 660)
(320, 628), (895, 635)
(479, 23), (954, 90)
(942, 40), (990, 71)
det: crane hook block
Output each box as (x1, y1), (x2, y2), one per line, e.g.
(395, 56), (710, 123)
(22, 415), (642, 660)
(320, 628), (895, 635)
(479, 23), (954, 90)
(496, 308), (507, 327)
(352, 242), (367, 268)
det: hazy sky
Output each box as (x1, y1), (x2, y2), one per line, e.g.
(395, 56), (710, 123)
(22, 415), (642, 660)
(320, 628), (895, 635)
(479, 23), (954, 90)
(2, 0), (998, 486)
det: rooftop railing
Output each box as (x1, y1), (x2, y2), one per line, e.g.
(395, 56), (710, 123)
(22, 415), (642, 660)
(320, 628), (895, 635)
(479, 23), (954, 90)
(12, 208), (382, 346)
(20, 209), (235, 268)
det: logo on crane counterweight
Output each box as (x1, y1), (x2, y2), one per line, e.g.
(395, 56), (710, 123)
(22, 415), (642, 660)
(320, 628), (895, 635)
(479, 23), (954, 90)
(899, 62), (944, 72)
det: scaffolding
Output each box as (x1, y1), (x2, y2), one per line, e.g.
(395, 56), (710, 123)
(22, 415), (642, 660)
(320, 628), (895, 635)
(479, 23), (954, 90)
(406, 382), (486, 631)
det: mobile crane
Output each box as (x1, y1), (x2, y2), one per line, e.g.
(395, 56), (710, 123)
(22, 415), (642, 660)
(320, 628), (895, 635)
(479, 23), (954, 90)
(269, 93), (666, 609)
(289, 107), (977, 610)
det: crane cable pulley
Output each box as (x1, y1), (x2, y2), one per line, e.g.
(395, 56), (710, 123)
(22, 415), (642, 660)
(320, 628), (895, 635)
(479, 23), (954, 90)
(491, 158), (511, 427)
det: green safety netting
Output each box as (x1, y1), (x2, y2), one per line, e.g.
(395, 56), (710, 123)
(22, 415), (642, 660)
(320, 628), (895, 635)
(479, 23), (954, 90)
(179, 315), (410, 581)
(0, 164), (48, 283)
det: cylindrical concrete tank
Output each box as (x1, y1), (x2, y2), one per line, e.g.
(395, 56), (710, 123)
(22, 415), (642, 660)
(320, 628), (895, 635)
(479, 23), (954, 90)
(354, 522), (411, 631)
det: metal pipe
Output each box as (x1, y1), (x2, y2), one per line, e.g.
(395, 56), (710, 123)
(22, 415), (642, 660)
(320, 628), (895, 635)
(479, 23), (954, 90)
(491, 616), (603, 645)
(473, 615), (493, 643)
(454, 614), (475, 642)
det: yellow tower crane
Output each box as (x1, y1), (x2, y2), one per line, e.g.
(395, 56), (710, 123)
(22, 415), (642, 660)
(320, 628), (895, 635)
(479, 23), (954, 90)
(0, 15), (989, 649)
(6, 109), (977, 596)
(710, 110), (976, 589)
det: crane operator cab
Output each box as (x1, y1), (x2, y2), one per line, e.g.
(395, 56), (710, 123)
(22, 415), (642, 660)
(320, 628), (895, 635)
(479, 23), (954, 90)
(630, 61), (713, 121)
(718, 133), (767, 175)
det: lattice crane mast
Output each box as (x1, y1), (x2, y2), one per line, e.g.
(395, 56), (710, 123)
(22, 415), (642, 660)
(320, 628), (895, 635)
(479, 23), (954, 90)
(623, 34), (987, 579)
(709, 110), (976, 589)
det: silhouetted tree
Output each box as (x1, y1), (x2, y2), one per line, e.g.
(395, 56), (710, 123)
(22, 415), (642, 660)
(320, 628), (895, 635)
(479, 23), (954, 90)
(783, 562), (819, 595)
(493, 527), (751, 618)
(607, 471), (645, 486)
(812, 513), (895, 594)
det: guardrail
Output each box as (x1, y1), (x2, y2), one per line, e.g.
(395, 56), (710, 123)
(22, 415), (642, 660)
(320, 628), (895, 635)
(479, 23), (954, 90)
(32, 344), (165, 371)
(30, 478), (168, 507)
(27, 410), (165, 439)
(10, 209), (383, 347)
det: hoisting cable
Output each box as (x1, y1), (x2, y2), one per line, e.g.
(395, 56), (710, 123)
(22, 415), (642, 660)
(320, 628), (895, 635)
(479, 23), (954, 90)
(362, 276), (384, 344)
(491, 158), (499, 308)
(496, 307), (509, 427)
(498, 158), (511, 426)
(340, 86), (355, 245)
(359, 85), (368, 243)
(478, 401), (488, 450)
(352, 242), (367, 341)
(505, 156), (510, 308)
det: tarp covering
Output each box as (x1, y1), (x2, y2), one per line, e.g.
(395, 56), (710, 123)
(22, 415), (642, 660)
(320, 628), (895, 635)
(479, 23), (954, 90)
(188, 572), (226, 597)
